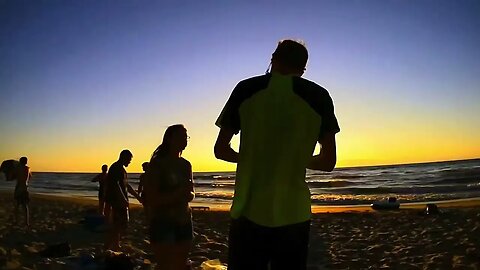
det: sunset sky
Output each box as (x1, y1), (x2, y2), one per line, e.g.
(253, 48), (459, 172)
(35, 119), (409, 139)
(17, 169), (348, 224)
(1, 1), (479, 173)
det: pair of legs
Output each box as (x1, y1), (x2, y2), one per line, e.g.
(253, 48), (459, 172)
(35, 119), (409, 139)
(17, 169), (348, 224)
(98, 198), (105, 215)
(228, 217), (310, 270)
(14, 189), (30, 227)
(98, 189), (106, 215)
(105, 206), (128, 251)
(149, 217), (193, 270)
(151, 242), (191, 270)
(14, 202), (29, 227)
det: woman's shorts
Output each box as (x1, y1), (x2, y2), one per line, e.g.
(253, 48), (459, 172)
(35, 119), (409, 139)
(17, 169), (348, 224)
(149, 217), (193, 244)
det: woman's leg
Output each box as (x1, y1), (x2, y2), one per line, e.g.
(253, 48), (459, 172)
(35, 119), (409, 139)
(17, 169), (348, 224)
(151, 241), (191, 270)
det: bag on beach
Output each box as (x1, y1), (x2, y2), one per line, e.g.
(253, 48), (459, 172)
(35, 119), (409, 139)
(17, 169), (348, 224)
(82, 208), (107, 232)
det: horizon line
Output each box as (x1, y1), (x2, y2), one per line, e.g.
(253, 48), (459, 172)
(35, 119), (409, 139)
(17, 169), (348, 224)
(30, 157), (480, 174)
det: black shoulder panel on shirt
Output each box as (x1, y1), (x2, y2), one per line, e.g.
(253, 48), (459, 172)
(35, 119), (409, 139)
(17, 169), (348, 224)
(232, 74), (272, 105)
(291, 77), (330, 116)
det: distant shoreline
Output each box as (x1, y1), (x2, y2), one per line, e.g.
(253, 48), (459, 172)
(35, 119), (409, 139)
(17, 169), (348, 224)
(1, 190), (478, 213)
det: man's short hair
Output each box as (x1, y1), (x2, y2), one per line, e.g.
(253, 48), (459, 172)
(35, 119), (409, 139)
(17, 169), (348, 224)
(119, 150), (133, 159)
(19, 156), (28, 165)
(272, 39), (308, 71)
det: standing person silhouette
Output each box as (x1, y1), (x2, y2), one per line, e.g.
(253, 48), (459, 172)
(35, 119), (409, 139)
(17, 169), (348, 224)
(215, 39), (340, 269)
(137, 161), (150, 220)
(91, 164), (108, 215)
(14, 156), (32, 227)
(104, 149), (142, 251)
(144, 124), (195, 270)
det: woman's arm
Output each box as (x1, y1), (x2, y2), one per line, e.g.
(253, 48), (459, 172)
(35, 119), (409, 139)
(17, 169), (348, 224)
(184, 162), (194, 202)
(145, 161), (194, 207)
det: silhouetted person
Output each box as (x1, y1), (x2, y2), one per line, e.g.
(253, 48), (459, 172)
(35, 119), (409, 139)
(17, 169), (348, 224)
(91, 164), (108, 215)
(137, 161), (150, 220)
(14, 156), (32, 227)
(104, 149), (141, 251)
(144, 124), (195, 270)
(137, 162), (149, 203)
(215, 39), (340, 269)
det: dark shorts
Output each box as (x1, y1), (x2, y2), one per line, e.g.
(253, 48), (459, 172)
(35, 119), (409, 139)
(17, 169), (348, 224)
(149, 217), (193, 244)
(112, 206), (129, 230)
(14, 188), (30, 205)
(228, 217), (310, 270)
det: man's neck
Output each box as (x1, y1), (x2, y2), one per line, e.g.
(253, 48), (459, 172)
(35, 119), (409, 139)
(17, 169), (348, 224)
(270, 66), (301, 77)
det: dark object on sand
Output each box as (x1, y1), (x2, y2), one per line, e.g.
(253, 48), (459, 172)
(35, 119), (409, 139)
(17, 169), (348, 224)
(82, 208), (107, 232)
(424, 203), (440, 215)
(0, 159), (20, 181)
(40, 242), (71, 258)
(371, 197), (400, 210)
(105, 252), (134, 270)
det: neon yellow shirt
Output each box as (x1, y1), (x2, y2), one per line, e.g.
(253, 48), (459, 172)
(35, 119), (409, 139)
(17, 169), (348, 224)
(216, 72), (339, 227)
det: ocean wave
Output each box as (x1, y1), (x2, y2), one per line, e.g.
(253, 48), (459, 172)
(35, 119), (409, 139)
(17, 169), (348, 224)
(308, 180), (357, 188)
(194, 174), (235, 181)
(310, 193), (480, 205)
(430, 176), (480, 185)
(314, 184), (480, 195)
(194, 182), (235, 188)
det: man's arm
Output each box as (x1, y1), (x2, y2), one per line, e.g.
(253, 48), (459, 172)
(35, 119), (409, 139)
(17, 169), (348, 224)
(308, 132), (337, 172)
(114, 180), (129, 207)
(137, 175), (144, 193)
(127, 183), (142, 203)
(214, 128), (239, 163)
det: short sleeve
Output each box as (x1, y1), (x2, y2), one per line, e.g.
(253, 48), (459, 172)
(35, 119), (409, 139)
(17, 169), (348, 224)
(215, 82), (244, 134)
(319, 93), (340, 139)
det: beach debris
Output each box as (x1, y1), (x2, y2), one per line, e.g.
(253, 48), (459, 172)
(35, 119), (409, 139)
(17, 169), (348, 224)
(24, 242), (46, 254)
(136, 258), (152, 270)
(371, 197), (400, 210)
(200, 259), (227, 270)
(5, 259), (21, 270)
(10, 248), (21, 257)
(34, 258), (70, 270)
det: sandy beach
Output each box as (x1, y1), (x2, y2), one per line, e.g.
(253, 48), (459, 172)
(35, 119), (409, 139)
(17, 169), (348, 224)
(0, 191), (479, 269)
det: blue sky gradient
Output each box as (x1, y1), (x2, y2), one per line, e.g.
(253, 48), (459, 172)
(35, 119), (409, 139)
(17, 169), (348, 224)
(1, 1), (479, 172)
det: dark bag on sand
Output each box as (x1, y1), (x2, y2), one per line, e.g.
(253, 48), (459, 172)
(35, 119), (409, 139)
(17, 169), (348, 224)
(40, 242), (71, 258)
(105, 252), (134, 270)
(424, 203), (440, 215)
(82, 208), (107, 232)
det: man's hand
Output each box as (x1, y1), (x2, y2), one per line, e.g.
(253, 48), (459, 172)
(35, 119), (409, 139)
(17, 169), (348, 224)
(308, 132), (337, 172)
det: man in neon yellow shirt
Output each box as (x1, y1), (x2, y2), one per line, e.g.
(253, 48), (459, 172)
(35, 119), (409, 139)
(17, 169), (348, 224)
(215, 39), (340, 269)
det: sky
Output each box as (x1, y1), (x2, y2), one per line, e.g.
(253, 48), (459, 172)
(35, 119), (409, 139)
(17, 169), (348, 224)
(1, 0), (479, 173)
